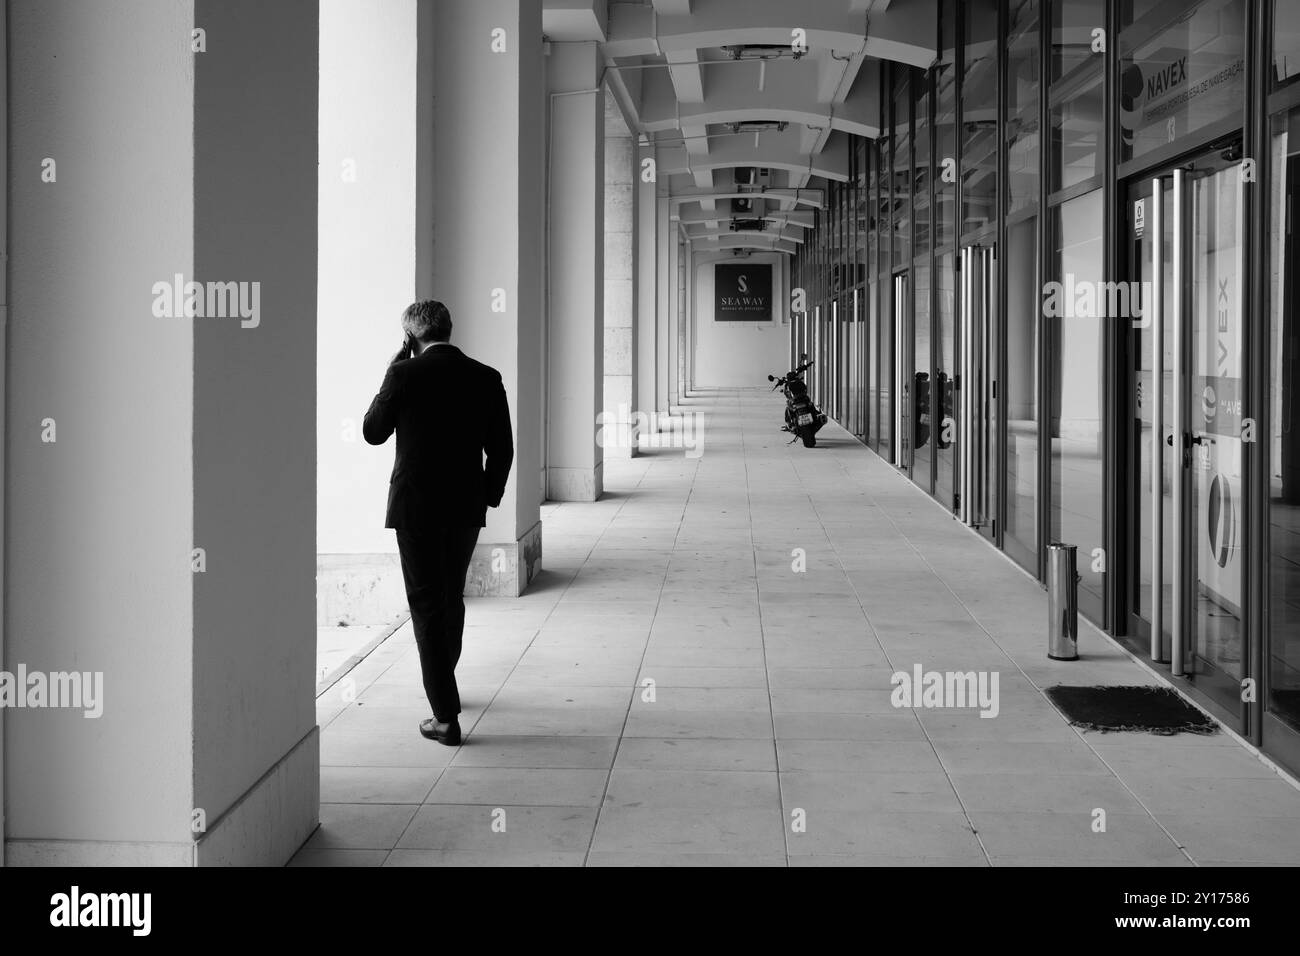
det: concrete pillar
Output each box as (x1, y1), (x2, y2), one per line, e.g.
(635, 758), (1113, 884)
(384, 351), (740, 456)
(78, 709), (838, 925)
(602, 109), (637, 459)
(430, 0), (545, 595)
(546, 41), (604, 500)
(668, 233), (683, 413)
(6, 0), (319, 865)
(316, 0), (423, 627)
(656, 193), (672, 420)
(683, 242), (694, 397)
(636, 147), (658, 425)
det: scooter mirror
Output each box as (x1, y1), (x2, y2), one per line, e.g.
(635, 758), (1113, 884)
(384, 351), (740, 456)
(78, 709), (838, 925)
(767, 375), (775, 381)
(799, 353), (809, 361)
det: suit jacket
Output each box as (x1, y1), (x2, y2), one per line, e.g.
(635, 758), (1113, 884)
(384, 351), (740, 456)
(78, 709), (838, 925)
(363, 344), (514, 529)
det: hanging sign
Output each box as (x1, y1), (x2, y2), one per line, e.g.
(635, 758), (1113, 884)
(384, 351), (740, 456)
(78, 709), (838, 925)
(715, 264), (773, 321)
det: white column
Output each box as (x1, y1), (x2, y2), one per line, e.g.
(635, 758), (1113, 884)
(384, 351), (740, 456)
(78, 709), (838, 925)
(683, 241), (695, 398)
(429, 0), (545, 595)
(603, 116), (637, 458)
(7, 0), (319, 865)
(546, 41), (604, 500)
(636, 147), (658, 427)
(656, 192), (672, 420)
(315, 0), (422, 627)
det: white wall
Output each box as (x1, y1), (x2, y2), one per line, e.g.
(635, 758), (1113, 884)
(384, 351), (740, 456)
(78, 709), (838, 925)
(692, 252), (789, 387)
(317, 0), (419, 555)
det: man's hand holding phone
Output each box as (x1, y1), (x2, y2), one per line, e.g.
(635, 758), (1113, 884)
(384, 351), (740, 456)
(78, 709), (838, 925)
(390, 332), (416, 366)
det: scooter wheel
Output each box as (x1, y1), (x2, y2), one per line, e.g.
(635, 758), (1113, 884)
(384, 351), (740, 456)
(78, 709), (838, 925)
(800, 427), (817, 448)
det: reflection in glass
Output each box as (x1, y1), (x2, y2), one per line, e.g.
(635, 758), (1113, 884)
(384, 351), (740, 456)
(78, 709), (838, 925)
(1006, 0), (1040, 215)
(914, 79), (932, 262)
(1269, 111), (1300, 732)
(1049, 190), (1105, 615)
(962, 0), (998, 237)
(1131, 176), (1174, 651)
(893, 80), (911, 270)
(935, 251), (957, 505)
(877, 136), (894, 459)
(1005, 215), (1039, 568)
(1118, 0), (1244, 163)
(1276, 0), (1300, 88)
(1049, 0), (1104, 193)
(914, 260), (932, 491)
(936, 1), (958, 252)
(1188, 162), (1244, 685)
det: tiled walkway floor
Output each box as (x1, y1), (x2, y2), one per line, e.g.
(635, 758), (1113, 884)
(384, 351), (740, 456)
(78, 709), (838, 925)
(294, 389), (1300, 867)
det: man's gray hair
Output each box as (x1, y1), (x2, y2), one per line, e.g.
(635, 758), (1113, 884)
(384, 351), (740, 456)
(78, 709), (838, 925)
(401, 300), (452, 342)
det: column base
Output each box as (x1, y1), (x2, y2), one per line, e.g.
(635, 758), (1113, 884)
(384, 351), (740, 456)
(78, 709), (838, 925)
(316, 553), (405, 626)
(5, 727), (320, 866)
(194, 727), (320, 866)
(465, 519), (542, 597)
(547, 463), (604, 502)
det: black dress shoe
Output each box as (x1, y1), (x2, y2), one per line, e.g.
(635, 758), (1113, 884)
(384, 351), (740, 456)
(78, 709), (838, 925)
(419, 718), (462, 746)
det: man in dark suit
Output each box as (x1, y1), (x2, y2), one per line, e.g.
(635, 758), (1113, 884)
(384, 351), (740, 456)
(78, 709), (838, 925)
(363, 300), (514, 746)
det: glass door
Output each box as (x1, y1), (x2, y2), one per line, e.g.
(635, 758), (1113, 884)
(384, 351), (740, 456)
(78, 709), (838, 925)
(1127, 143), (1248, 727)
(894, 272), (912, 472)
(960, 243), (998, 543)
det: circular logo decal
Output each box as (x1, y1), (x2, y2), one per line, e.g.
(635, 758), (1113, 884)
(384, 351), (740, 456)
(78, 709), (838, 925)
(1201, 384), (1217, 421)
(1206, 474), (1235, 569)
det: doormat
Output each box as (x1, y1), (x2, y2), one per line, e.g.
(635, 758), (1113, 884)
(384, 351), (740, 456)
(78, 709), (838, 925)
(1044, 685), (1219, 735)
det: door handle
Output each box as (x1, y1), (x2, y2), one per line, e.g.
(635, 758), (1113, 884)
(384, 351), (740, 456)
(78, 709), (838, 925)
(1191, 434), (1215, 446)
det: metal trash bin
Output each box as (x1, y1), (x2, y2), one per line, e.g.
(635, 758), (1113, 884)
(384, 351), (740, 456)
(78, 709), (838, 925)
(1046, 543), (1079, 661)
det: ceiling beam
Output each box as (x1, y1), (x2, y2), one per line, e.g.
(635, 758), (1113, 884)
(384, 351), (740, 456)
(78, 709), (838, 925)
(605, 0), (936, 68)
(659, 128), (851, 182)
(668, 188), (824, 208)
(542, 0), (607, 42)
(685, 223), (807, 244)
(691, 235), (798, 255)
(676, 208), (815, 228)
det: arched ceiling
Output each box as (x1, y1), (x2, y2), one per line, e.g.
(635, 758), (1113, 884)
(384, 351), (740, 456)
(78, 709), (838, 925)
(543, 0), (938, 257)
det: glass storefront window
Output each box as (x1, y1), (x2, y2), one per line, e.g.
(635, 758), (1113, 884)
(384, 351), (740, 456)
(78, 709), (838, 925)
(1005, 215), (1039, 568)
(1276, 0), (1300, 88)
(1006, 0), (1041, 215)
(935, 250), (957, 504)
(936, 8), (958, 251)
(962, 0), (999, 237)
(1049, 189), (1105, 614)
(893, 77), (912, 270)
(1049, 0), (1105, 192)
(914, 259), (932, 491)
(915, 75), (932, 262)
(856, 139), (870, 286)
(869, 140), (884, 449)
(1268, 109), (1300, 734)
(1118, 0), (1245, 163)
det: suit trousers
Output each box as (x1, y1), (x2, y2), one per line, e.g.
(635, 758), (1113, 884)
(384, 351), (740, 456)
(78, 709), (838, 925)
(395, 525), (481, 722)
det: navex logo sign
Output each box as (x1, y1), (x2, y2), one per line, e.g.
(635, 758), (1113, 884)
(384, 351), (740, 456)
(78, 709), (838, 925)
(715, 263), (772, 321)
